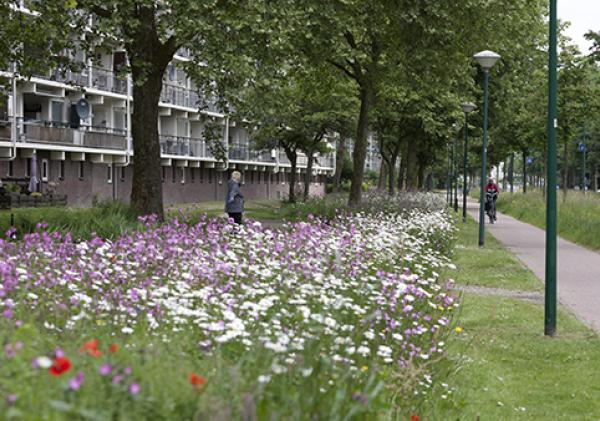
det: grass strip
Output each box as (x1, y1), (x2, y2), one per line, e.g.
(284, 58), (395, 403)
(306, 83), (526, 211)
(448, 217), (600, 419)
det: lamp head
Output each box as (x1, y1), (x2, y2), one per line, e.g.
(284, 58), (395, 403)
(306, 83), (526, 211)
(461, 102), (477, 114)
(473, 50), (501, 71)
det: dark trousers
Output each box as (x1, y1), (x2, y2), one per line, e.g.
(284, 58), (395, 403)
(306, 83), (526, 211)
(228, 212), (243, 224)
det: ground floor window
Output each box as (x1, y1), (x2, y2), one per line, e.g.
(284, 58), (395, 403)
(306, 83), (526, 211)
(25, 158), (31, 177)
(172, 166), (177, 183)
(7, 161), (14, 177)
(162, 166), (166, 183)
(180, 167), (185, 184)
(190, 167), (195, 183)
(78, 161), (84, 180)
(41, 159), (49, 182)
(107, 164), (113, 184)
(59, 161), (65, 180)
(120, 166), (125, 181)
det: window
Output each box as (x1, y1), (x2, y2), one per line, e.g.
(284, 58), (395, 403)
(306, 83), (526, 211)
(199, 167), (204, 183)
(25, 158), (31, 177)
(264, 171), (269, 185)
(51, 101), (64, 124)
(257, 171), (261, 184)
(59, 161), (65, 180)
(190, 167), (195, 183)
(41, 159), (49, 182)
(120, 166), (125, 181)
(107, 164), (113, 184)
(162, 166), (166, 182)
(78, 161), (85, 179)
(250, 171), (254, 184)
(208, 169), (212, 184)
(172, 166), (177, 183)
(7, 161), (14, 177)
(180, 167), (186, 184)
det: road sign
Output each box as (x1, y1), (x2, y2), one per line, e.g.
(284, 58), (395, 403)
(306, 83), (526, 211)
(578, 143), (586, 153)
(527, 157), (534, 165)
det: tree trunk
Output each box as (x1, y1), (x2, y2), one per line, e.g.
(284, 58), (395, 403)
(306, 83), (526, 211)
(417, 162), (425, 190)
(397, 140), (407, 191)
(303, 152), (314, 202)
(405, 140), (418, 190)
(130, 68), (165, 219)
(286, 149), (298, 203)
(378, 160), (388, 190)
(333, 137), (346, 192)
(348, 84), (373, 207)
(388, 149), (399, 196)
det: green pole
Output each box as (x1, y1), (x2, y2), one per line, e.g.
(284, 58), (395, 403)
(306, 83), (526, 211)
(463, 113), (469, 222)
(478, 70), (490, 247)
(453, 130), (459, 212)
(545, 0), (558, 337)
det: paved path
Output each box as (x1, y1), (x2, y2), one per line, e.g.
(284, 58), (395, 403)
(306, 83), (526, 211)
(466, 200), (600, 332)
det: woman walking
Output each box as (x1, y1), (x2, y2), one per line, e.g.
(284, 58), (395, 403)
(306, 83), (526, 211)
(225, 171), (244, 224)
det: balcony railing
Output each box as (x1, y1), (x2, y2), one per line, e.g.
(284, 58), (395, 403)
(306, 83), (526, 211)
(36, 67), (89, 87)
(16, 120), (126, 150)
(91, 67), (127, 94)
(159, 135), (214, 159)
(228, 146), (274, 163)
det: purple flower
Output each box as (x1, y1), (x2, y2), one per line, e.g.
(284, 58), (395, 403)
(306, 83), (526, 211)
(5, 394), (17, 406)
(68, 372), (85, 391)
(4, 344), (15, 358)
(128, 383), (141, 395)
(3, 309), (13, 319)
(123, 367), (132, 376)
(54, 347), (65, 358)
(98, 363), (112, 376)
(112, 374), (123, 384)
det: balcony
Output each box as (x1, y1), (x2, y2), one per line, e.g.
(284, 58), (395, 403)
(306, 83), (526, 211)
(91, 67), (127, 94)
(19, 120), (126, 150)
(36, 67), (89, 87)
(228, 146), (274, 163)
(159, 135), (213, 159)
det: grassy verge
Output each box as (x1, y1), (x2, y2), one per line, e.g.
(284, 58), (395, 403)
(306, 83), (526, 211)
(448, 217), (600, 419)
(452, 217), (542, 291)
(496, 190), (600, 251)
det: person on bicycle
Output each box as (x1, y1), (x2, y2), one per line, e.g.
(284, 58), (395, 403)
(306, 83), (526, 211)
(484, 178), (500, 221)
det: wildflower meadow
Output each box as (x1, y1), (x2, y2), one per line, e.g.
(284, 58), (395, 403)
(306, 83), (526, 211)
(0, 193), (459, 419)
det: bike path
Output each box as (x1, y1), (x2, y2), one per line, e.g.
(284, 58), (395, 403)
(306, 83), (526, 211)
(466, 200), (600, 333)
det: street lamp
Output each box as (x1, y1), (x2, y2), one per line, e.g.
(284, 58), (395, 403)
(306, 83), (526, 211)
(545, 0), (558, 336)
(461, 102), (477, 222)
(452, 123), (460, 212)
(474, 50), (501, 247)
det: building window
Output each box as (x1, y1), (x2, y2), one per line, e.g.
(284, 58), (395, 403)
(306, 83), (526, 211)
(59, 161), (65, 180)
(208, 169), (212, 184)
(25, 158), (31, 177)
(41, 159), (49, 182)
(7, 161), (14, 177)
(199, 167), (204, 183)
(264, 171), (269, 184)
(250, 171), (254, 184)
(78, 161), (85, 179)
(172, 166), (177, 183)
(107, 164), (113, 184)
(180, 167), (185, 184)
(120, 166), (125, 181)
(190, 167), (195, 183)
(257, 171), (261, 184)
(162, 166), (166, 182)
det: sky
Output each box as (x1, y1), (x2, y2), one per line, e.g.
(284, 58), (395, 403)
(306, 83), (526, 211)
(559, 0), (600, 53)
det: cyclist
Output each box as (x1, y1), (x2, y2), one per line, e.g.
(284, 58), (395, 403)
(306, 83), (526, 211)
(484, 178), (500, 221)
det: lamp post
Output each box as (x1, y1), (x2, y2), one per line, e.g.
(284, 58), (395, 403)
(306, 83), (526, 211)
(545, 0), (558, 336)
(474, 50), (501, 247)
(461, 102), (477, 222)
(452, 123), (460, 212)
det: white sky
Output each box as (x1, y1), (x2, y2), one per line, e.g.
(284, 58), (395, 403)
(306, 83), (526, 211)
(559, 0), (600, 53)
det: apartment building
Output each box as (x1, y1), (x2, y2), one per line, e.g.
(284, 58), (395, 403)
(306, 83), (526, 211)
(0, 29), (335, 207)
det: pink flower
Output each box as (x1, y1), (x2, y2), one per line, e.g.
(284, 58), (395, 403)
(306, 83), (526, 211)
(128, 383), (141, 395)
(98, 363), (112, 376)
(68, 372), (85, 391)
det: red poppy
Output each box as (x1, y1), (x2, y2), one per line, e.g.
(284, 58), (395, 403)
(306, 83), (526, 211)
(49, 357), (72, 376)
(108, 343), (118, 354)
(410, 415), (420, 421)
(189, 372), (207, 390)
(80, 339), (102, 358)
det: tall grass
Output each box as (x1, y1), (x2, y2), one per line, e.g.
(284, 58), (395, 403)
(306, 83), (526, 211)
(496, 190), (600, 250)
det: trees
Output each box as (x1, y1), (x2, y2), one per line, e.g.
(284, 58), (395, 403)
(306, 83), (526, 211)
(10, 0), (259, 218)
(236, 64), (357, 202)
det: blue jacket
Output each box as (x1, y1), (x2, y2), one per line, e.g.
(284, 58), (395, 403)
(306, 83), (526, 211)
(225, 179), (244, 213)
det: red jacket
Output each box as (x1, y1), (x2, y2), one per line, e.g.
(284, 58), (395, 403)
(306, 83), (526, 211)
(485, 183), (500, 194)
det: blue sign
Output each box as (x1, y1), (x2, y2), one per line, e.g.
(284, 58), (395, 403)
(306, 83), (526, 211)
(578, 143), (587, 153)
(526, 157), (534, 165)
